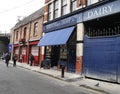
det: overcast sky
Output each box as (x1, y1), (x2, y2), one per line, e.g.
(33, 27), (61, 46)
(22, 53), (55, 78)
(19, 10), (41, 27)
(0, 0), (45, 33)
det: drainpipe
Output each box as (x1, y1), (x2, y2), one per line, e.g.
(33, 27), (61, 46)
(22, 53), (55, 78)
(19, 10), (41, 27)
(27, 21), (31, 64)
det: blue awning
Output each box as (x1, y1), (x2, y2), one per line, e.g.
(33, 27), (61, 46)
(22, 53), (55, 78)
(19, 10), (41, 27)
(38, 26), (75, 46)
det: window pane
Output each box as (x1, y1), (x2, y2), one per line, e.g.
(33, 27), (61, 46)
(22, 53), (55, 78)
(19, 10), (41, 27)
(48, 13), (52, 20)
(54, 0), (59, 18)
(60, 45), (67, 60)
(34, 22), (38, 36)
(62, 5), (67, 15)
(48, 3), (52, 20)
(62, 0), (67, 6)
(48, 4), (52, 12)
(87, 0), (99, 5)
(54, 10), (58, 18)
(71, 0), (76, 12)
(55, 0), (58, 9)
(46, 46), (51, 59)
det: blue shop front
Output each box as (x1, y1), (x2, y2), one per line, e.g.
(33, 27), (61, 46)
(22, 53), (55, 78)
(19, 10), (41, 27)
(83, 0), (120, 83)
(38, 12), (83, 72)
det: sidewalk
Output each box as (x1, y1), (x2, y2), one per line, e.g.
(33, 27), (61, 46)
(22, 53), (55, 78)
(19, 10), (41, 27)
(10, 61), (120, 94)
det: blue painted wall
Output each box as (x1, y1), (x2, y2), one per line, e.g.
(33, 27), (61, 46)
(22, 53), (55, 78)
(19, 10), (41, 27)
(83, 35), (120, 83)
(68, 45), (76, 72)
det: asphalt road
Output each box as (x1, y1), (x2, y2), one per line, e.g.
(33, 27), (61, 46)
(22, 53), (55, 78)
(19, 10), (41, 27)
(0, 60), (99, 94)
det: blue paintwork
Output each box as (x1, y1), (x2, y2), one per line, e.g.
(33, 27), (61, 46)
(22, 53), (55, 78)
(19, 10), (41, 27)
(68, 45), (76, 72)
(83, 35), (120, 83)
(38, 26), (75, 46)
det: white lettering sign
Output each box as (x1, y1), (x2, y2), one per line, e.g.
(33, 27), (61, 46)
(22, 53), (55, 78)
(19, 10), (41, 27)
(87, 4), (113, 19)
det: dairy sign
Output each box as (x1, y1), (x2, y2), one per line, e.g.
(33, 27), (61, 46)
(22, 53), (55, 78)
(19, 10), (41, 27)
(83, 0), (120, 21)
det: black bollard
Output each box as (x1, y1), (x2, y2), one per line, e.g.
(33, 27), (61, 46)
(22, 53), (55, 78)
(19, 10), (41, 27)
(61, 66), (65, 78)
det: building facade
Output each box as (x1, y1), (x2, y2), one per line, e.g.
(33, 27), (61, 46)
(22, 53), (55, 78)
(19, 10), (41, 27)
(13, 7), (44, 65)
(38, 0), (120, 83)
(39, 0), (102, 72)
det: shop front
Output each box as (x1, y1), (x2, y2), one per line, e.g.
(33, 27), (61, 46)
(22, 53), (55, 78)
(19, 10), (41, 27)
(83, 0), (120, 83)
(14, 46), (19, 56)
(38, 26), (76, 72)
(20, 46), (27, 63)
(29, 41), (40, 65)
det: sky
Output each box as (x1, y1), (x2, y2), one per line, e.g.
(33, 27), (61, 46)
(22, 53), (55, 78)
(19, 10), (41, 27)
(0, 0), (45, 33)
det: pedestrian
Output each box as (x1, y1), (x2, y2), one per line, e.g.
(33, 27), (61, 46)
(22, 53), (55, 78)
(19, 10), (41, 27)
(12, 54), (17, 67)
(29, 53), (34, 66)
(5, 53), (10, 67)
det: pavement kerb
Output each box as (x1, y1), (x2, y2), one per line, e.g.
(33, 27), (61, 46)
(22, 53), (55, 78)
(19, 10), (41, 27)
(9, 61), (83, 81)
(9, 61), (120, 94)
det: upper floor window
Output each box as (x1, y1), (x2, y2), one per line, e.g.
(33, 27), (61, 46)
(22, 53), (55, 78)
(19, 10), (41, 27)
(34, 22), (38, 36)
(54, 0), (59, 19)
(71, 0), (76, 12)
(61, 0), (67, 16)
(87, 0), (99, 5)
(16, 31), (18, 41)
(48, 3), (52, 21)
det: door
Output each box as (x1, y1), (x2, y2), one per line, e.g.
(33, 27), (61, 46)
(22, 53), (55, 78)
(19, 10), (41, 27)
(68, 45), (76, 72)
(83, 35), (120, 82)
(31, 46), (39, 65)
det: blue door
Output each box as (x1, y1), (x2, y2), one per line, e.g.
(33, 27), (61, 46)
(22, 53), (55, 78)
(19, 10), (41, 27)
(68, 45), (76, 72)
(83, 35), (120, 82)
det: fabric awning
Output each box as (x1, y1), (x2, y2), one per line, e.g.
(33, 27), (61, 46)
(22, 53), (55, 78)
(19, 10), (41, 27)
(37, 26), (75, 46)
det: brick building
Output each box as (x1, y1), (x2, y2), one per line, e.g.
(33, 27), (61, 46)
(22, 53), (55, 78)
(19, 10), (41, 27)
(12, 7), (44, 65)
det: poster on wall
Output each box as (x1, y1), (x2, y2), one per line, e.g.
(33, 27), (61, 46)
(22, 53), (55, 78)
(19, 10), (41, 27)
(31, 46), (38, 56)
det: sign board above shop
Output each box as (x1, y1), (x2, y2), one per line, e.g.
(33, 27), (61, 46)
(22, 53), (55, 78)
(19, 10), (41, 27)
(43, 13), (82, 33)
(43, 0), (120, 33)
(83, 0), (120, 21)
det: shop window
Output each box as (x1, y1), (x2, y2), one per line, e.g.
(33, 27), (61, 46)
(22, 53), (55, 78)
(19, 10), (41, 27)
(54, 0), (59, 19)
(61, 0), (67, 16)
(34, 22), (38, 36)
(48, 3), (52, 21)
(85, 25), (120, 38)
(45, 46), (51, 59)
(71, 0), (76, 12)
(60, 45), (67, 60)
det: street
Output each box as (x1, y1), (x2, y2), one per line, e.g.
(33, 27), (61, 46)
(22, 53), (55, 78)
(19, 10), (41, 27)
(0, 60), (99, 94)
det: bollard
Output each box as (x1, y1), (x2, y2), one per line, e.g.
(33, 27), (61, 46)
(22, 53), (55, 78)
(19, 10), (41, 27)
(61, 66), (65, 78)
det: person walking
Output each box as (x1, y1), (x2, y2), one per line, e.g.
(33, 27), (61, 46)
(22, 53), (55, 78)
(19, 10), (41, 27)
(29, 53), (34, 66)
(12, 54), (17, 67)
(5, 53), (10, 67)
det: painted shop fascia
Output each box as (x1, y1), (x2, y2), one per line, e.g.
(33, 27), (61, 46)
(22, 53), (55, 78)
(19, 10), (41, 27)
(83, 0), (120, 21)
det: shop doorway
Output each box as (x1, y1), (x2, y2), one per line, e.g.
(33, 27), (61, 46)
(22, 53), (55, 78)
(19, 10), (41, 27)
(51, 46), (60, 67)
(68, 45), (76, 72)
